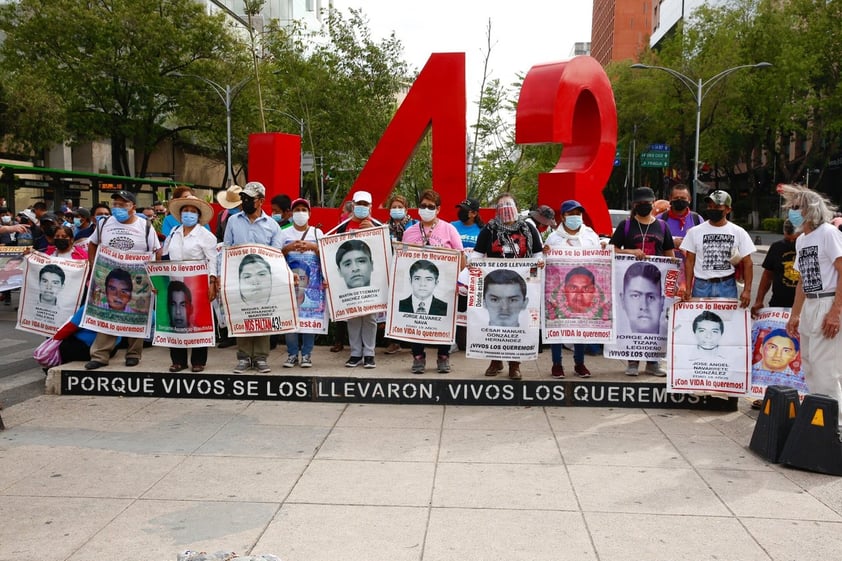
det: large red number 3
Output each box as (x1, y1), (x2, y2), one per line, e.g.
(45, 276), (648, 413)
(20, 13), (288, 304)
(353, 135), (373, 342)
(516, 56), (617, 235)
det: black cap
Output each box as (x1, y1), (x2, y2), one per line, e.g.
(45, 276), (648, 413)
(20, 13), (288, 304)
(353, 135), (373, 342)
(456, 198), (480, 212)
(40, 212), (59, 224)
(111, 190), (136, 204)
(632, 187), (656, 203)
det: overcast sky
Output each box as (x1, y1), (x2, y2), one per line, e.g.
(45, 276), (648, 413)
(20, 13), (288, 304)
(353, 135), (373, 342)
(331, 1), (594, 109)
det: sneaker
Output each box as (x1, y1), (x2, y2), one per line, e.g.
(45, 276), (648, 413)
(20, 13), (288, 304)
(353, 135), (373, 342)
(233, 358), (251, 373)
(300, 354), (312, 368)
(411, 355), (426, 374)
(437, 355), (451, 373)
(254, 358), (271, 373)
(345, 356), (363, 368)
(363, 356), (376, 369)
(551, 363), (565, 378)
(384, 343), (401, 354)
(624, 366), (639, 376)
(574, 364), (591, 378)
(283, 354), (299, 368)
(645, 364), (667, 377)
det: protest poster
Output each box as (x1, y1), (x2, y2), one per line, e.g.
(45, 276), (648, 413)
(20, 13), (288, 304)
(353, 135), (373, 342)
(667, 300), (750, 395)
(386, 244), (460, 344)
(286, 252), (328, 334)
(16, 252), (88, 336)
(749, 307), (808, 398)
(318, 225), (391, 321)
(0, 246), (26, 292)
(81, 245), (154, 338)
(603, 253), (680, 360)
(465, 258), (541, 361)
(542, 247), (615, 344)
(221, 244), (297, 336)
(146, 260), (215, 348)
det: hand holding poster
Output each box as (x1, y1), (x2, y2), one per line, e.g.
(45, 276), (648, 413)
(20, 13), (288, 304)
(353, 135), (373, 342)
(146, 260), (215, 348)
(318, 225), (391, 321)
(221, 244), (297, 336)
(386, 245), (460, 344)
(603, 253), (680, 360)
(750, 307), (808, 398)
(16, 252), (89, 336)
(542, 247), (615, 344)
(667, 300), (750, 395)
(465, 258), (541, 361)
(81, 245), (153, 338)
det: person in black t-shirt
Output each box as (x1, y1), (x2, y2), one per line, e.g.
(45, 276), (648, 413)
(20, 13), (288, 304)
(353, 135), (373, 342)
(751, 219), (800, 316)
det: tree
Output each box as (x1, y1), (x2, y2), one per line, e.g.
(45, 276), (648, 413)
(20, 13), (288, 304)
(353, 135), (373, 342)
(0, 0), (239, 177)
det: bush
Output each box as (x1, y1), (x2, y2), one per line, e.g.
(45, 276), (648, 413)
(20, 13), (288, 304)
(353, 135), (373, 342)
(761, 218), (785, 233)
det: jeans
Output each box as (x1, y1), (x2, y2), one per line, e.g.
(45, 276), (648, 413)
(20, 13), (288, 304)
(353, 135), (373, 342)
(411, 343), (450, 358)
(550, 343), (585, 365)
(692, 277), (738, 298)
(286, 332), (315, 356)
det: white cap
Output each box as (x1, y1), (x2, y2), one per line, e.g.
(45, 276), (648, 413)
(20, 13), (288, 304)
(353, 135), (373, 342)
(352, 191), (372, 204)
(242, 181), (266, 198)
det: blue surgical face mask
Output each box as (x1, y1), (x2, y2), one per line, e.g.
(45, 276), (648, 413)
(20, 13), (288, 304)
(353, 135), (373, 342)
(564, 215), (583, 230)
(181, 211), (199, 227)
(787, 208), (804, 228)
(73, 218), (82, 228)
(272, 213), (283, 223)
(354, 205), (370, 220)
(111, 207), (130, 223)
(390, 208), (406, 221)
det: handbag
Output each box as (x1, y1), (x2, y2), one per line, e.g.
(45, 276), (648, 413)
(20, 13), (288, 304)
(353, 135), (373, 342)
(33, 338), (62, 368)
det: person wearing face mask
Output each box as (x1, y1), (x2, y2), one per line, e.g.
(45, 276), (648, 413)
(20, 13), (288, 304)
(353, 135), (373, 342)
(85, 190), (162, 370)
(658, 184), (704, 294)
(544, 200), (601, 379)
(681, 189), (755, 308)
(472, 192), (544, 380)
(382, 194), (416, 354)
(72, 208), (95, 244)
(451, 198), (484, 252)
(46, 225), (88, 260)
(329, 190), (383, 235)
(401, 189), (464, 374)
(271, 194), (294, 229)
(782, 183), (842, 429)
(279, 198), (324, 368)
(0, 207), (18, 246)
(525, 205), (558, 242)
(162, 196), (218, 373)
(609, 187), (676, 377)
(160, 186), (196, 237)
(34, 212), (59, 251)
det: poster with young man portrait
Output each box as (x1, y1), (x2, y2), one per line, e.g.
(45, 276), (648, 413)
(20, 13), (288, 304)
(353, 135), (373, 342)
(146, 260), (215, 348)
(221, 244), (297, 336)
(603, 253), (680, 360)
(542, 247), (614, 344)
(667, 300), (751, 395)
(749, 308), (808, 398)
(386, 245), (460, 344)
(81, 245), (154, 338)
(318, 225), (391, 321)
(16, 252), (89, 336)
(465, 258), (542, 361)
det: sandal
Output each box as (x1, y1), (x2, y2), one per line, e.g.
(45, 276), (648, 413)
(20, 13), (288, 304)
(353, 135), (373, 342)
(169, 364), (186, 373)
(191, 365), (205, 373)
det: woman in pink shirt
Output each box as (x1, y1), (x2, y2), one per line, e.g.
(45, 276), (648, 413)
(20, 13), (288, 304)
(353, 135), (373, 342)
(401, 189), (464, 374)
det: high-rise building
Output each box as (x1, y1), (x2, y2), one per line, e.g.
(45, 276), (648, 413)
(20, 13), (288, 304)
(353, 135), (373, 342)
(591, 0), (652, 66)
(651, 0), (723, 47)
(569, 42), (592, 57)
(200, 0), (331, 34)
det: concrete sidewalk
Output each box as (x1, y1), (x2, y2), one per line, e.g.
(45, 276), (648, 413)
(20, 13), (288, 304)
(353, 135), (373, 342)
(3, 365), (842, 560)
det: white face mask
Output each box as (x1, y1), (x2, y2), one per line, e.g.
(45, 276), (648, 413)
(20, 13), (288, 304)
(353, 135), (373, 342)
(0, 216), (11, 225)
(292, 211), (309, 227)
(418, 208), (437, 222)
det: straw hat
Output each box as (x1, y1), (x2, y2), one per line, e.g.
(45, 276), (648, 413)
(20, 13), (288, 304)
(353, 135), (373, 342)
(216, 185), (243, 209)
(169, 195), (214, 226)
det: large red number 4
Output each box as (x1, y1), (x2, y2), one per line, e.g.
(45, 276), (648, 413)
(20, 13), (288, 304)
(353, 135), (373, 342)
(516, 56), (617, 235)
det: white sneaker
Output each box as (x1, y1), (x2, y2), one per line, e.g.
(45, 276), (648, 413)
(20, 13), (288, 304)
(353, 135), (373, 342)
(283, 354), (298, 368)
(300, 355), (312, 368)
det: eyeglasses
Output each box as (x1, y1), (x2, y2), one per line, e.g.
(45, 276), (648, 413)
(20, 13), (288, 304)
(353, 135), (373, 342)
(419, 203), (437, 210)
(790, 205), (800, 210)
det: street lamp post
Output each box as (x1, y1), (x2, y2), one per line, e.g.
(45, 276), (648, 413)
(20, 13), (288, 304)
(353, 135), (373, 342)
(630, 62), (772, 209)
(171, 72), (254, 187)
(265, 109), (306, 197)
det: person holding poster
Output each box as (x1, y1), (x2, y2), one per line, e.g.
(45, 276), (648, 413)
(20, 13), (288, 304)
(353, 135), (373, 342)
(84, 190), (160, 370)
(472, 193), (543, 380)
(223, 181), (283, 373)
(610, 187), (675, 377)
(383, 194), (416, 355)
(782, 183), (842, 426)
(544, 200), (600, 378)
(161, 196), (217, 372)
(46, 225), (88, 260)
(400, 189), (464, 374)
(280, 197), (324, 368)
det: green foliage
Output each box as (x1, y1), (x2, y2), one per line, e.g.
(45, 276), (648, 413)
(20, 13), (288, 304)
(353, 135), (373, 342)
(761, 217), (785, 233)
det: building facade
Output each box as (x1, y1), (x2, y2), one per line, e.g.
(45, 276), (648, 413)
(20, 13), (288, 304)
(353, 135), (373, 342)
(591, 0), (652, 66)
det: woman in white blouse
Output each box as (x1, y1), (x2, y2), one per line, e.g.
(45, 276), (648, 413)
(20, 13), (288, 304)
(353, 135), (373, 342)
(162, 196), (218, 372)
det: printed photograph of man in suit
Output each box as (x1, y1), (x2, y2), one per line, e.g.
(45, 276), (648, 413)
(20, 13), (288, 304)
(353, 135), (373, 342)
(398, 259), (448, 316)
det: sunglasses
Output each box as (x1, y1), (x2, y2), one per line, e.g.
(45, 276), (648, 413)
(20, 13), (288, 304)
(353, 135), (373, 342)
(419, 203), (437, 210)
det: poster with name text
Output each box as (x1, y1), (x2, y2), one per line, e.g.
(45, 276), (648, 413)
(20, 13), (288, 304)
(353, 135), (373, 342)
(146, 260), (215, 348)
(750, 307), (808, 398)
(16, 252), (88, 336)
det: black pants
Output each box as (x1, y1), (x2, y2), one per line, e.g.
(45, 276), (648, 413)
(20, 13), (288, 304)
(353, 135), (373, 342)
(170, 347), (208, 367)
(59, 336), (91, 364)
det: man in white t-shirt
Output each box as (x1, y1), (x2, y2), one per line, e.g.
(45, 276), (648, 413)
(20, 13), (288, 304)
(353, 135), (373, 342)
(681, 190), (756, 307)
(85, 190), (161, 370)
(783, 183), (842, 426)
